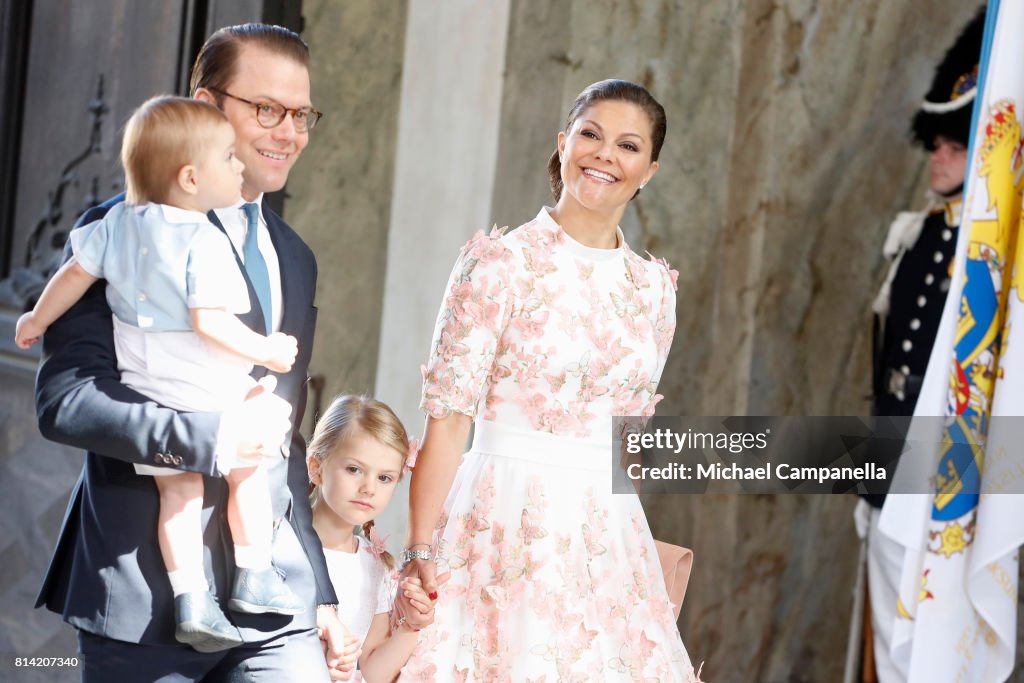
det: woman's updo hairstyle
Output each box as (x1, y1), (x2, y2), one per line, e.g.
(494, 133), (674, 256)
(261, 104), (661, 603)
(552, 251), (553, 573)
(547, 79), (667, 202)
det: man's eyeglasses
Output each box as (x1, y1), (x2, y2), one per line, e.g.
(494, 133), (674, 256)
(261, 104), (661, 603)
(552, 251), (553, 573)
(210, 88), (323, 132)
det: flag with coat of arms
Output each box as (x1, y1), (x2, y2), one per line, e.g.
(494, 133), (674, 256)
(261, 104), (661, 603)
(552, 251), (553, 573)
(879, 2), (1024, 681)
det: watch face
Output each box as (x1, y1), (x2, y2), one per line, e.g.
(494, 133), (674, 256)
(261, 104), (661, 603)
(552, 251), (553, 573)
(403, 549), (431, 562)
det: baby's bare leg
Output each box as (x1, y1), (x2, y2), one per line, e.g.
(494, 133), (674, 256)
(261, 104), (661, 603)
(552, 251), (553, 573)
(153, 472), (205, 573)
(153, 473), (243, 650)
(224, 464), (303, 615)
(224, 465), (271, 558)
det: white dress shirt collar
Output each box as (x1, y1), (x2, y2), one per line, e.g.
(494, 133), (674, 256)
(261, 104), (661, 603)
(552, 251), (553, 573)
(211, 193), (283, 334)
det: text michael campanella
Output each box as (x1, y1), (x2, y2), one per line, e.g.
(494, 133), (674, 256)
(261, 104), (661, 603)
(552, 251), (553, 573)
(622, 427), (888, 484)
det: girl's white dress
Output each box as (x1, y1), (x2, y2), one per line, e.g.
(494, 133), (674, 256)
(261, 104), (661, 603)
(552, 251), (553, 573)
(399, 208), (697, 682)
(323, 536), (394, 643)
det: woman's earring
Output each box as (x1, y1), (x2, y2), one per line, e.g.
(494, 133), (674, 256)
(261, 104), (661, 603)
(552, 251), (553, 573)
(639, 183), (646, 190)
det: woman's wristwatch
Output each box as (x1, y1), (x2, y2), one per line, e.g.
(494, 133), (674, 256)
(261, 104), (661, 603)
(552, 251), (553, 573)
(400, 544), (432, 566)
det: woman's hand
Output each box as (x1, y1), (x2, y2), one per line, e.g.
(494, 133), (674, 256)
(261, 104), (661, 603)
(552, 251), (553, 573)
(395, 572), (449, 631)
(393, 558), (433, 630)
(404, 557), (437, 600)
(393, 560), (451, 631)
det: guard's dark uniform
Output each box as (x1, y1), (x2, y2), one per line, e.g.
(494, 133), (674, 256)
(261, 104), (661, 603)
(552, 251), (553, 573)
(873, 203), (960, 418)
(862, 202), (959, 508)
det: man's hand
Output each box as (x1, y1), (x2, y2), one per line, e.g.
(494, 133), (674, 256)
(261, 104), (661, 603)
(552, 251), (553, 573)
(262, 332), (298, 373)
(223, 376), (292, 463)
(317, 605), (361, 681)
(15, 311), (45, 349)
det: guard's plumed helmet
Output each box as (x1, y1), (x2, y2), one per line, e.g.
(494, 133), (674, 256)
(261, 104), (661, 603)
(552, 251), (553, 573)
(911, 8), (986, 150)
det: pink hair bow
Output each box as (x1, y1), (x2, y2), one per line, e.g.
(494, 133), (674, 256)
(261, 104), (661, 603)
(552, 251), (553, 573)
(404, 438), (421, 474)
(366, 525), (389, 558)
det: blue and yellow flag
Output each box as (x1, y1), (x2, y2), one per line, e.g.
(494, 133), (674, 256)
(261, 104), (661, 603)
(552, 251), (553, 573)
(882, 3), (1024, 681)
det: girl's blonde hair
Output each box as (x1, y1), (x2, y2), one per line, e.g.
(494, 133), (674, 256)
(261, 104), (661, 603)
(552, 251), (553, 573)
(121, 95), (228, 205)
(307, 394), (409, 569)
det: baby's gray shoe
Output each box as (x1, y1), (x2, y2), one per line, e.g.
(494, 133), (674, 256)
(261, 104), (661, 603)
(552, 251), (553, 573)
(174, 591), (243, 653)
(229, 567), (305, 616)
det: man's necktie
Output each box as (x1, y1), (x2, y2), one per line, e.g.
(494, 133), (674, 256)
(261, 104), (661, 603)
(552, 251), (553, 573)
(242, 203), (272, 335)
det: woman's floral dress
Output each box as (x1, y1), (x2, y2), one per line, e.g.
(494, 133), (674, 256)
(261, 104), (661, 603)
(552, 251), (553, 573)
(399, 207), (698, 682)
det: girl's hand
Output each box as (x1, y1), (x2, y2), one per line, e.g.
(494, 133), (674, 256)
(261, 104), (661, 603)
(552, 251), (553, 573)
(398, 572), (449, 630)
(392, 558), (444, 632)
(402, 557), (437, 598)
(400, 576), (433, 614)
(317, 605), (360, 681)
(390, 580), (423, 632)
(337, 633), (362, 671)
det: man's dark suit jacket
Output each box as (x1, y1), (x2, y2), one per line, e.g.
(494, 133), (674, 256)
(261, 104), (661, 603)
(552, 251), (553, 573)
(34, 194), (338, 645)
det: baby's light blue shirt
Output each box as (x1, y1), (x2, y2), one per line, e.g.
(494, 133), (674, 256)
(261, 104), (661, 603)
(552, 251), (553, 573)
(71, 202), (250, 332)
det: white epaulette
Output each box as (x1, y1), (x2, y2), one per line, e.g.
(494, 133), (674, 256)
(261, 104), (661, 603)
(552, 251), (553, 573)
(872, 210), (929, 316)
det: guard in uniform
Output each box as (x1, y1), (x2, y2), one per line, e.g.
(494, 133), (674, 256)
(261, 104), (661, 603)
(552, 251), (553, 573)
(855, 10), (985, 682)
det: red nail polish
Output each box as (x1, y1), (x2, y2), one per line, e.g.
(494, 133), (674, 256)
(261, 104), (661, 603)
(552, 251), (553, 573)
(429, 591), (438, 600)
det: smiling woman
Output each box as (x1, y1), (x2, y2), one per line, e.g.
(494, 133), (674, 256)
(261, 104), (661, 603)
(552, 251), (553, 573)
(558, 101), (655, 213)
(547, 80), (667, 249)
(548, 79), (667, 202)
(396, 80), (699, 681)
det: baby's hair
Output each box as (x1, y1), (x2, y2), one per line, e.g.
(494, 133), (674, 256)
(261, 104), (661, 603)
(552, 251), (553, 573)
(307, 394), (410, 570)
(121, 95), (229, 205)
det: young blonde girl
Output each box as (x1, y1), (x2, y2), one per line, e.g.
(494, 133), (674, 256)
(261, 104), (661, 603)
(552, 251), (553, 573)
(307, 395), (438, 682)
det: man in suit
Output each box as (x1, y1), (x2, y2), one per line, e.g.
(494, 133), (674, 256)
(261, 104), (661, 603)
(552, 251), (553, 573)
(35, 23), (354, 682)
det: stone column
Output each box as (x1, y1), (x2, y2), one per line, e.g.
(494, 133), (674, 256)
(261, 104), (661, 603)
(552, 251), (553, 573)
(287, 0), (408, 420)
(371, 0), (512, 545)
